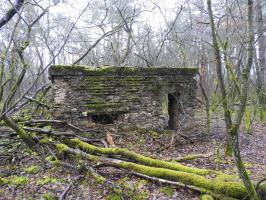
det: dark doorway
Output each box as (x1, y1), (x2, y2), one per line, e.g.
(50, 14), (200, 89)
(168, 93), (179, 130)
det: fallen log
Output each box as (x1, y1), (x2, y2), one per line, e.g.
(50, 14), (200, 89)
(56, 143), (247, 199)
(67, 138), (216, 176)
(200, 194), (215, 200)
(132, 172), (237, 200)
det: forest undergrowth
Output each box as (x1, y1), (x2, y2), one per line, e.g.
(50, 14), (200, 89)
(0, 108), (265, 200)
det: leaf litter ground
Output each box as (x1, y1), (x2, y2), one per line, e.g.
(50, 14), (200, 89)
(0, 109), (265, 200)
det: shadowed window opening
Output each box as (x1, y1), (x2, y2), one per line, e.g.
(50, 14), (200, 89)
(92, 113), (119, 124)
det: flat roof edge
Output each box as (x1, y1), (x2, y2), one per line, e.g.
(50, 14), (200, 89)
(49, 65), (198, 76)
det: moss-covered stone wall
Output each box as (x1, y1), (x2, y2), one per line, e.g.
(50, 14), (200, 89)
(48, 65), (198, 130)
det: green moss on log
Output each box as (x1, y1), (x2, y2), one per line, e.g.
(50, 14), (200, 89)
(69, 138), (217, 176)
(56, 143), (69, 155)
(0, 177), (8, 185)
(59, 144), (247, 199)
(200, 194), (214, 200)
(117, 161), (246, 199)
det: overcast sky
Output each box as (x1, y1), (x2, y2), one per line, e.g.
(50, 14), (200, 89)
(49, 0), (185, 31)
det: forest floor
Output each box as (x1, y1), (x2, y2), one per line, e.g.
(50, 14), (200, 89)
(0, 109), (265, 200)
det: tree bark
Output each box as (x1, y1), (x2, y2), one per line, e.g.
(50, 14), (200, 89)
(207, 0), (259, 199)
(0, 0), (24, 29)
(207, 0), (232, 155)
(255, 0), (266, 107)
(2, 115), (35, 148)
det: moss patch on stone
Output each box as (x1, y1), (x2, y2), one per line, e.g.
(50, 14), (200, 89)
(84, 102), (128, 113)
(49, 65), (198, 77)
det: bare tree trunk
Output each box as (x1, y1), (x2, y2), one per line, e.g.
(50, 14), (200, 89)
(3, 115), (35, 148)
(206, 0), (233, 154)
(230, 128), (259, 200)
(255, 0), (265, 107)
(207, 0), (259, 199)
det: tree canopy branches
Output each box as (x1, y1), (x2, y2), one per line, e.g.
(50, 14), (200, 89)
(0, 0), (24, 29)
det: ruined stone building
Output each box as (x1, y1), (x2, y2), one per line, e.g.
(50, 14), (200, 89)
(49, 65), (198, 130)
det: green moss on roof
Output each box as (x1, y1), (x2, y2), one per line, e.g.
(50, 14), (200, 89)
(49, 65), (198, 76)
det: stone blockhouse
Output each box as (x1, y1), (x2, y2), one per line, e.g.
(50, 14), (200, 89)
(48, 65), (198, 130)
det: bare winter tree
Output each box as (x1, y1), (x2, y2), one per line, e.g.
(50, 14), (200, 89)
(0, 0), (91, 147)
(254, 0), (266, 109)
(207, 0), (259, 199)
(0, 0), (24, 29)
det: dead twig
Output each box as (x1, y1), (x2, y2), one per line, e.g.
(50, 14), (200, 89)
(23, 119), (86, 132)
(24, 95), (50, 108)
(174, 153), (213, 162)
(59, 175), (84, 200)
(23, 126), (102, 144)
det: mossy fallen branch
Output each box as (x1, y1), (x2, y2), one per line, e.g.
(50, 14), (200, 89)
(57, 143), (247, 199)
(173, 153), (213, 162)
(200, 194), (214, 200)
(3, 115), (35, 148)
(68, 138), (220, 176)
(132, 172), (237, 200)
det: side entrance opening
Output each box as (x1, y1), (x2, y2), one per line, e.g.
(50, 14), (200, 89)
(168, 93), (179, 130)
(86, 113), (122, 128)
(91, 113), (119, 124)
